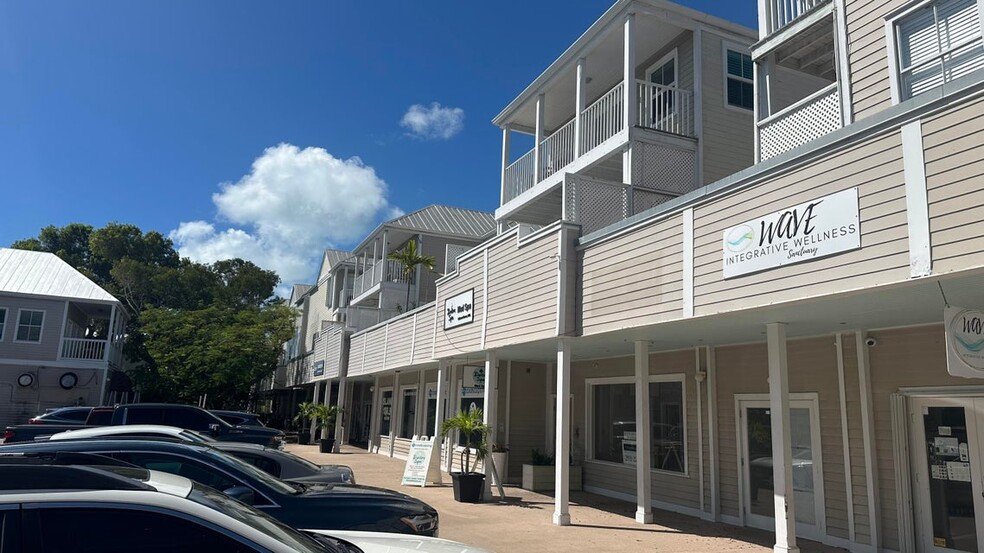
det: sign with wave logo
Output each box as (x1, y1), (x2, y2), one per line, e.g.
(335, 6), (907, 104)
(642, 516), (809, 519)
(721, 188), (860, 278)
(945, 306), (984, 377)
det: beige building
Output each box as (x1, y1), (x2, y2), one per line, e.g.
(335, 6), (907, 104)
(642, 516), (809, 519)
(289, 0), (984, 552)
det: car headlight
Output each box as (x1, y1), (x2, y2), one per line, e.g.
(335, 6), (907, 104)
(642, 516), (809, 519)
(399, 513), (437, 534)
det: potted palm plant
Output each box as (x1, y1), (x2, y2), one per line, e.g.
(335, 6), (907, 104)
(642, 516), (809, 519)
(440, 407), (489, 503)
(387, 240), (436, 312)
(312, 404), (341, 453)
(293, 401), (317, 445)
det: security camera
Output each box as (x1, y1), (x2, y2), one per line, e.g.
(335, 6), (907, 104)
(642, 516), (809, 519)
(865, 337), (877, 347)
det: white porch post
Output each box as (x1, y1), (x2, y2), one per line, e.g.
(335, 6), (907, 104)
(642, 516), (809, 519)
(534, 93), (545, 183)
(333, 373), (347, 452)
(634, 340), (653, 523)
(767, 322), (799, 553)
(371, 239), (379, 284)
(623, 13), (638, 131)
(446, 364), (459, 473)
(311, 381), (321, 437)
(500, 126), (511, 204)
(369, 376), (380, 453)
(434, 359), (449, 483)
(575, 57), (586, 156)
(416, 369), (426, 436)
(482, 351), (498, 499)
(390, 371), (400, 457)
(104, 305), (116, 362)
(553, 338), (572, 526)
(320, 380), (331, 440)
(381, 230), (390, 282)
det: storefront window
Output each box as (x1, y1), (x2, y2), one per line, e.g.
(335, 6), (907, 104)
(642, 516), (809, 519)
(590, 378), (685, 472)
(380, 390), (393, 436)
(400, 388), (417, 439)
(458, 397), (484, 446)
(425, 386), (437, 438)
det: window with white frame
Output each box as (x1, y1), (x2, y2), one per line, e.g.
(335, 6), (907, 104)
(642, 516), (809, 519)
(894, 0), (984, 99)
(589, 375), (686, 473)
(16, 310), (44, 343)
(726, 48), (754, 110)
(0, 308), (6, 340)
(425, 384), (438, 438)
(399, 387), (418, 439)
(380, 389), (393, 436)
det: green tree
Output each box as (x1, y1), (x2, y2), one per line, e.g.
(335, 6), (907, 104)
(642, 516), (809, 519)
(386, 239), (435, 311)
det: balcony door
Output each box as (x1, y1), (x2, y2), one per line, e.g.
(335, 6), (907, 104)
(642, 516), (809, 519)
(645, 51), (677, 131)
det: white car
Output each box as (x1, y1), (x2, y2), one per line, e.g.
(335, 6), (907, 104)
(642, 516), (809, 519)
(47, 423), (214, 443)
(0, 460), (491, 553)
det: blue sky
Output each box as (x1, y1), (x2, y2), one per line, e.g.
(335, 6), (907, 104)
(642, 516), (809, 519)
(0, 0), (756, 287)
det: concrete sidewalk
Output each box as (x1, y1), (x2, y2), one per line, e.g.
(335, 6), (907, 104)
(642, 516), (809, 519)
(289, 444), (844, 553)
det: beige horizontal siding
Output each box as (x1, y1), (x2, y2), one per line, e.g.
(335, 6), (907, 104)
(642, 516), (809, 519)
(348, 334), (366, 376)
(411, 305), (436, 365)
(700, 31), (754, 185)
(363, 330), (386, 375)
(582, 214), (684, 335)
(383, 315), (415, 371)
(485, 229), (558, 348)
(922, 98), (984, 274)
(692, 131), (907, 315)
(433, 248), (485, 358)
(846, 0), (906, 121)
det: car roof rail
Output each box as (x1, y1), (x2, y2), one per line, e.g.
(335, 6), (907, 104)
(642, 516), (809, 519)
(0, 463), (153, 492)
(0, 451), (136, 469)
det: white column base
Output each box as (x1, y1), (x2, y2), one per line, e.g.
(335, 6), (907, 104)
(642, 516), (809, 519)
(773, 545), (800, 553)
(635, 508), (653, 524)
(552, 512), (571, 526)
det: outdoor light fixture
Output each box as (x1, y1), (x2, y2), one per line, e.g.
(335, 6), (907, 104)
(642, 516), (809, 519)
(59, 372), (78, 390)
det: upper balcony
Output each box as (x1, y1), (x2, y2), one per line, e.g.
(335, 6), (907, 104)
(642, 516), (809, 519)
(753, 0), (845, 160)
(58, 301), (125, 368)
(494, 1), (755, 231)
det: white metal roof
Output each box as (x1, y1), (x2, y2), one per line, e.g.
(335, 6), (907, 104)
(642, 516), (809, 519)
(0, 248), (119, 303)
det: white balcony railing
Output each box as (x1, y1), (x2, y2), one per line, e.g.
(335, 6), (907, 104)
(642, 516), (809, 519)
(61, 338), (107, 361)
(758, 82), (841, 161)
(344, 305), (401, 331)
(580, 81), (624, 154)
(636, 81), (695, 137)
(353, 259), (408, 297)
(540, 117), (576, 179)
(503, 149), (536, 204)
(765, 0), (826, 34)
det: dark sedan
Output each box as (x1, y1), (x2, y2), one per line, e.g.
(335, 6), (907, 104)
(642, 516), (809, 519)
(0, 439), (437, 536)
(215, 441), (356, 485)
(212, 410), (267, 428)
(28, 407), (92, 425)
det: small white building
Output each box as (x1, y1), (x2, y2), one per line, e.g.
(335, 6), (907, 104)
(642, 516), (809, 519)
(0, 248), (126, 428)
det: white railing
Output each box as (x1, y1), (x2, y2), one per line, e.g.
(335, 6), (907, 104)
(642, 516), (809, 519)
(766, 0), (826, 34)
(61, 338), (107, 361)
(353, 259), (407, 297)
(344, 306), (401, 331)
(540, 118), (576, 179)
(581, 81), (624, 154)
(503, 149), (536, 203)
(758, 82), (841, 160)
(636, 81), (695, 137)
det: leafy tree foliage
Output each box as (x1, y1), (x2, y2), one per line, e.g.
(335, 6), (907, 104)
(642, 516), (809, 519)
(11, 223), (294, 406)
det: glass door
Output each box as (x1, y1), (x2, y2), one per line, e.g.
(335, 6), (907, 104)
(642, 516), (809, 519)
(739, 398), (824, 540)
(910, 397), (984, 553)
(646, 53), (677, 131)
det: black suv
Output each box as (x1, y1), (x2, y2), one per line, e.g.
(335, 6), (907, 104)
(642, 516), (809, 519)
(0, 439), (438, 536)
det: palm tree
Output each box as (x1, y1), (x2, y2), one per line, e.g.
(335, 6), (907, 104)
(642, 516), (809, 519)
(387, 240), (436, 311)
(440, 407), (489, 474)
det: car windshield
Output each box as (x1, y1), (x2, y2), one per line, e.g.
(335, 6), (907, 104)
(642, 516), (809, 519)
(202, 448), (298, 495)
(188, 483), (333, 553)
(179, 430), (216, 443)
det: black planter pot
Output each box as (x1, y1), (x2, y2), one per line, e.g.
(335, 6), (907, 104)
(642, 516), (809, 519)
(298, 431), (310, 445)
(319, 437), (335, 453)
(451, 472), (485, 503)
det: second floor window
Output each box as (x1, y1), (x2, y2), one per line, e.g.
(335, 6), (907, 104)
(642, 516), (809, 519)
(726, 49), (754, 110)
(0, 308), (6, 340)
(16, 309), (44, 342)
(895, 0), (984, 99)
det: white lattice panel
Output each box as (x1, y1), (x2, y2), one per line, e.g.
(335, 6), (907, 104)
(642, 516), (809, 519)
(633, 189), (675, 215)
(760, 85), (841, 160)
(565, 175), (629, 235)
(445, 244), (470, 273)
(632, 141), (697, 195)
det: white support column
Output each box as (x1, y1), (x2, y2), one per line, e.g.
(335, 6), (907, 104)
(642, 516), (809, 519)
(534, 93), (545, 183)
(766, 322), (799, 553)
(390, 371), (400, 458)
(369, 376), (380, 453)
(500, 126), (511, 204)
(553, 339), (572, 526)
(693, 26), (704, 186)
(856, 331), (881, 551)
(371, 239), (379, 284)
(320, 380), (331, 440)
(414, 234), (424, 305)
(707, 346), (720, 521)
(634, 340), (653, 524)
(333, 373), (347, 452)
(311, 381), (322, 437)
(623, 13), (637, 131)
(483, 351), (498, 499)
(446, 364), (459, 473)
(381, 230), (390, 282)
(104, 305), (116, 362)
(416, 369), (426, 436)
(434, 359), (450, 482)
(575, 57), (586, 156)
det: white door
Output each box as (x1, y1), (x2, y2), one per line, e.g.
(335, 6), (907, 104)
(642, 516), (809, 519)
(910, 397), (984, 553)
(738, 397), (825, 541)
(645, 52), (677, 131)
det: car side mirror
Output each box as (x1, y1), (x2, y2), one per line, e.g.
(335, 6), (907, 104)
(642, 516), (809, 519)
(222, 485), (255, 505)
(208, 423), (222, 436)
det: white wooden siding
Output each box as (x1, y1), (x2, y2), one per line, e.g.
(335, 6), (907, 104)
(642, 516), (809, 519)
(846, 0), (907, 121)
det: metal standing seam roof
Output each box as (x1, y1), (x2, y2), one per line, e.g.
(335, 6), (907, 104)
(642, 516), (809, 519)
(0, 248), (118, 303)
(322, 249), (354, 270)
(289, 284), (313, 304)
(383, 205), (495, 239)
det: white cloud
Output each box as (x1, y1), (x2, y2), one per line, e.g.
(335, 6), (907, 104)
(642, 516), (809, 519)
(400, 102), (464, 140)
(171, 143), (398, 294)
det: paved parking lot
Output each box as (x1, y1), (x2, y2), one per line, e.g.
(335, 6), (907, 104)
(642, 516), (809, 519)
(289, 444), (845, 553)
